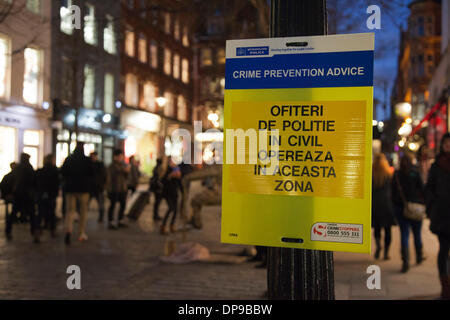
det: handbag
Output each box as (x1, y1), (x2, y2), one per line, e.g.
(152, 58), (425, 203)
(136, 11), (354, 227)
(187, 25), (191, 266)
(395, 173), (426, 221)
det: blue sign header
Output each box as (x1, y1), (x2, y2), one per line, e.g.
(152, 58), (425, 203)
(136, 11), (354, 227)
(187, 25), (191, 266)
(225, 51), (374, 90)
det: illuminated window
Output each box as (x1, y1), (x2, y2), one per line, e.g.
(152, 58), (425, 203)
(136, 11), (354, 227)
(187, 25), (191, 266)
(0, 35), (10, 99)
(23, 130), (41, 170)
(177, 95), (188, 122)
(150, 40), (158, 68)
(182, 26), (189, 46)
(26, 0), (40, 14)
(125, 28), (135, 57)
(104, 73), (114, 114)
(142, 82), (156, 112)
(125, 73), (138, 106)
(174, 18), (180, 40)
(60, 0), (74, 35)
(164, 48), (171, 75)
(83, 65), (95, 109)
(164, 13), (171, 34)
(138, 34), (147, 63)
(84, 3), (97, 45)
(217, 48), (225, 64)
(182, 58), (189, 83)
(173, 54), (180, 79)
(0, 126), (16, 180)
(201, 48), (212, 67)
(164, 91), (174, 117)
(23, 48), (41, 105)
(104, 15), (116, 54)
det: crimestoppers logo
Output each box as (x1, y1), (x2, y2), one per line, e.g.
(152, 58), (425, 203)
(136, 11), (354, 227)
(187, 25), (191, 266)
(312, 224), (327, 238)
(311, 222), (363, 244)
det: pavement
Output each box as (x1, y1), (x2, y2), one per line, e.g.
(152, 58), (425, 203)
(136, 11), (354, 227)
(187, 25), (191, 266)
(0, 181), (443, 300)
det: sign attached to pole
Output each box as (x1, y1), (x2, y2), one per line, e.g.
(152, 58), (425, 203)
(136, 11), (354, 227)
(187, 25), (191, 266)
(221, 33), (374, 253)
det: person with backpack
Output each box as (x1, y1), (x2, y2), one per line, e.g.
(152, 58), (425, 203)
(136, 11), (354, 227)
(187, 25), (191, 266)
(1, 162), (17, 240)
(149, 158), (164, 221)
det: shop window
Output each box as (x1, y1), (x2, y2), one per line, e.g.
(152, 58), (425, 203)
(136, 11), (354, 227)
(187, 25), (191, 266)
(201, 48), (213, 67)
(0, 35), (10, 99)
(104, 15), (116, 54)
(23, 47), (41, 105)
(0, 126), (16, 180)
(173, 54), (180, 79)
(56, 142), (68, 168)
(164, 48), (172, 75)
(125, 73), (138, 106)
(104, 73), (115, 114)
(217, 48), (225, 65)
(26, 0), (40, 15)
(83, 65), (95, 108)
(138, 34), (147, 63)
(150, 40), (158, 68)
(23, 130), (41, 170)
(84, 3), (97, 46)
(60, 0), (75, 35)
(182, 58), (189, 83)
(125, 28), (135, 57)
(177, 95), (188, 122)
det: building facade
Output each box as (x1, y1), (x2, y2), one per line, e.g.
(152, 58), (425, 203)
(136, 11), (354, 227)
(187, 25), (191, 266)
(0, 0), (52, 179)
(121, 0), (193, 174)
(51, 0), (123, 167)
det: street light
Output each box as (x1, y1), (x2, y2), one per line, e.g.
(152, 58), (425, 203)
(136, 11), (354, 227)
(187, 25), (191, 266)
(156, 96), (168, 108)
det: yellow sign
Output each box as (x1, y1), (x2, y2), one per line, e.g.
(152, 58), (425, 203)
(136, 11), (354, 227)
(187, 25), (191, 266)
(222, 34), (374, 253)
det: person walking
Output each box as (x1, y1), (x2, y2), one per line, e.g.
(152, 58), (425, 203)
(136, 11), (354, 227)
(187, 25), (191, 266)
(107, 149), (130, 230)
(372, 153), (396, 260)
(90, 152), (107, 223)
(1, 162), (17, 240)
(160, 157), (181, 235)
(61, 142), (93, 245)
(392, 153), (426, 273)
(426, 133), (450, 299)
(11, 153), (39, 243)
(149, 158), (164, 221)
(127, 155), (141, 195)
(36, 155), (60, 238)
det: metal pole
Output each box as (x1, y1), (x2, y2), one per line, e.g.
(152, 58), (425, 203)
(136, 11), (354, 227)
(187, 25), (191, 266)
(267, 0), (335, 300)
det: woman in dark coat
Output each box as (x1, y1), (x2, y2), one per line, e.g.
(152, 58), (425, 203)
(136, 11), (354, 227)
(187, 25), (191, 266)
(372, 153), (396, 260)
(160, 157), (181, 235)
(426, 133), (450, 300)
(392, 153), (426, 273)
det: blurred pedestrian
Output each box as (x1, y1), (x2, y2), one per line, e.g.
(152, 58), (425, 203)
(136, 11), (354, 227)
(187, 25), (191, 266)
(392, 153), (426, 273)
(107, 149), (130, 230)
(61, 142), (93, 245)
(372, 153), (396, 260)
(36, 155), (60, 238)
(417, 145), (433, 184)
(128, 155), (141, 195)
(11, 153), (39, 243)
(1, 162), (17, 240)
(426, 133), (450, 300)
(90, 152), (107, 223)
(160, 157), (181, 235)
(189, 174), (221, 230)
(149, 158), (164, 221)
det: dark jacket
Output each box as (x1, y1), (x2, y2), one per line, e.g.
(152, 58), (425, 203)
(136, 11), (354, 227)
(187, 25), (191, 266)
(372, 178), (396, 228)
(61, 150), (93, 193)
(13, 162), (36, 201)
(128, 164), (140, 188)
(91, 160), (107, 194)
(0, 170), (16, 202)
(36, 165), (60, 200)
(107, 161), (129, 194)
(426, 158), (450, 235)
(162, 166), (181, 198)
(392, 169), (425, 206)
